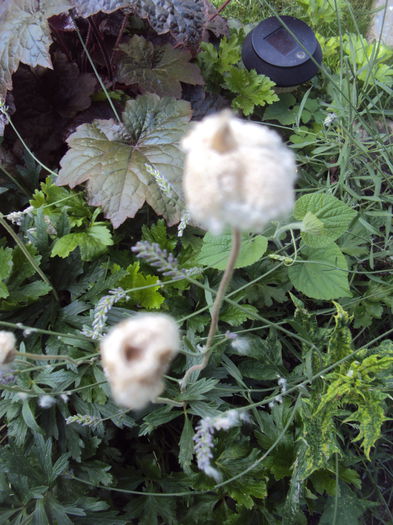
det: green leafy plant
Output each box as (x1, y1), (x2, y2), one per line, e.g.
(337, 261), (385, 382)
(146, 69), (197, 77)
(198, 32), (278, 116)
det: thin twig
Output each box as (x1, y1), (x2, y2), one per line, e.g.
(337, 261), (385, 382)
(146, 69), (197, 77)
(180, 228), (241, 389)
(209, 0), (234, 21)
(111, 13), (129, 62)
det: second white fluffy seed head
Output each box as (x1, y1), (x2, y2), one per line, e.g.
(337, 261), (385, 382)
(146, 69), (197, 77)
(100, 313), (179, 410)
(182, 110), (297, 234)
(0, 331), (16, 365)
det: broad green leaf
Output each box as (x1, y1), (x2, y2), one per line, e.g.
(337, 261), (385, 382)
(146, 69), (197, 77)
(319, 483), (374, 525)
(224, 68), (278, 116)
(115, 261), (164, 309)
(51, 224), (113, 261)
(117, 35), (203, 98)
(294, 193), (357, 247)
(0, 0), (71, 99)
(57, 94), (191, 227)
(263, 93), (298, 125)
(0, 247), (13, 298)
(195, 232), (268, 270)
(288, 243), (351, 300)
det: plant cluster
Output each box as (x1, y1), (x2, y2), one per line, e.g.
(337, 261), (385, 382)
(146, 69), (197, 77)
(0, 0), (392, 524)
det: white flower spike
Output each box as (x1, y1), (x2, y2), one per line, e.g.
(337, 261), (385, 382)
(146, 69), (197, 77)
(182, 110), (297, 234)
(100, 313), (179, 410)
(0, 331), (16, 365)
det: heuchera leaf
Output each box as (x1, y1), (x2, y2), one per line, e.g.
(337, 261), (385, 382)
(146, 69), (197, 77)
(70, 0), (130, 17)
(117, 35), (204, 98)
(288, 243), (351, 300)
(72, 0), (206, 45)
(135, 0), (205, 45)
(56, 94), (191, 227)
(0, 0), (72, 99)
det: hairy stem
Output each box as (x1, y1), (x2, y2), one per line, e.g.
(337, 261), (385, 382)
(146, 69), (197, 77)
(181, 228), (241, 389)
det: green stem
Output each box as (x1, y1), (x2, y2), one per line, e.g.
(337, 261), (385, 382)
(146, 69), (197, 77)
(15, 351), (76, 364)
(180, 228), (241, 390)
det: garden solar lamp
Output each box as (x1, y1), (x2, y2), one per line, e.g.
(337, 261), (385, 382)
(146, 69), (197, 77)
(242, 15), (323, 87)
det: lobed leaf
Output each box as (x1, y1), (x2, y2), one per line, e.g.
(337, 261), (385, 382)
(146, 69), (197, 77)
(57, 94), (191, 227)
(117, 35), (203, 98)
(0, 0), (71, 99)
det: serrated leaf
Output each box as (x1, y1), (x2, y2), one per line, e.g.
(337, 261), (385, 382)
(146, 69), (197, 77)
(220, 303), (259, 326)
(22, 400), (41, 433)
(179, 378), (219, 401)
(117, 35), (203, 98)
(224, 68), (278, 116)
(56, 94), (191, 227)
(115, 261), (164, 309)
(288, 243), (351, 300)
(178, 416), (194, 473)
(195, 233), (268, 270)
(0, 0), (71, 99)
(238, 360), (279, 380)
(294, 193), (357, 247)
(51, 223), (113, 261)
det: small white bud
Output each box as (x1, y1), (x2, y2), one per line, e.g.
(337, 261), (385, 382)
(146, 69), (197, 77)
(100, 313), (179, 410)
(38, 395), (56, 409)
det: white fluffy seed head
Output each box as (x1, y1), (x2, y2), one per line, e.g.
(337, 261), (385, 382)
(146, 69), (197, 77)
(0, 331), (16, 365)
(100, 314), (179, 410)
(182, 110), (297, 234)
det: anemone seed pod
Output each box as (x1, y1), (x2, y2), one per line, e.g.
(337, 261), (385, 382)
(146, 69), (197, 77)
(0, 331), (16, 365)
(100, 313), (179, 410)
(182, 110), (297, 234)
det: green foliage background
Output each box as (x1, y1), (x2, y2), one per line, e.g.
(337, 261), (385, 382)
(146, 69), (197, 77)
(0, 0), (392, 523)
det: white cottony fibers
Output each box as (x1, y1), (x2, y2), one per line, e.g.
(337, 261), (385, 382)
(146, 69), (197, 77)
(193, 410), (249, 481)
(0, 331), (16, 365)
(100, 314), (179, 410)
(182, 110), (297, 234)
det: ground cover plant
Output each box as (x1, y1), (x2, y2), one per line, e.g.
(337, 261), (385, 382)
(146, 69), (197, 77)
(0, 0), (392, 523)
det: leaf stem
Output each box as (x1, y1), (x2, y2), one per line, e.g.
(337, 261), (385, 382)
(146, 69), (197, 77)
(180, 228), (241, 389)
